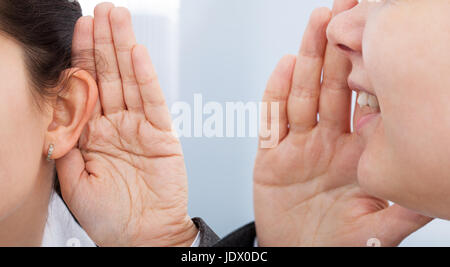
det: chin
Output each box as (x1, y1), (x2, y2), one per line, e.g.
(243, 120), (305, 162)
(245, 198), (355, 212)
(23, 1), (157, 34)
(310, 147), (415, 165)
(356, 148), (392, 201)
(357, 150), (445, 220)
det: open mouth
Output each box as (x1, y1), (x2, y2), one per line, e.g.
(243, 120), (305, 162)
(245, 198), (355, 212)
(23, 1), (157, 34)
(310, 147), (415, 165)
(355, 91), (381, 132)
(348, 79), (381, 133)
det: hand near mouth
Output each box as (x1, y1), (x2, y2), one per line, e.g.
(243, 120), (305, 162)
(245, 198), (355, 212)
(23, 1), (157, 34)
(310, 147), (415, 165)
(253, 0), (431, 247)
(54, 4), (197, 247)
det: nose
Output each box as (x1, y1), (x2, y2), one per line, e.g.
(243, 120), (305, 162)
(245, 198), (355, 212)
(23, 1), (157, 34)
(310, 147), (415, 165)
(326, 3), (366, 56)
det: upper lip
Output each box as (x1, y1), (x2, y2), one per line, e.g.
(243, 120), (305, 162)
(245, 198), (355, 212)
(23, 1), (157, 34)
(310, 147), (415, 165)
(347, 78), (376, 96)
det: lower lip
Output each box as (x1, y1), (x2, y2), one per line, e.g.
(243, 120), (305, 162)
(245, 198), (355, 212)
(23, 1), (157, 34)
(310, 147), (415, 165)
(356, 113), (380, 132)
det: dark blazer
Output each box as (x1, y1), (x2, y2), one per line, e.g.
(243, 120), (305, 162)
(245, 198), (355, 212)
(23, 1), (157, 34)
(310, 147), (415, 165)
(192, 217), (221, 247)
(193, 218), (256, 247)
(214, 222), (256, 247)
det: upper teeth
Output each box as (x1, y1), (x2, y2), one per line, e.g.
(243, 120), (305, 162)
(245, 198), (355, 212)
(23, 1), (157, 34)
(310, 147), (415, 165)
(357, 91), (379, 109)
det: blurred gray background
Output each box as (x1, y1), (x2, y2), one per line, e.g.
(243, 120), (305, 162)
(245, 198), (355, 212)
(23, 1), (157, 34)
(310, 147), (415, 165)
(80, 0), (450, 246)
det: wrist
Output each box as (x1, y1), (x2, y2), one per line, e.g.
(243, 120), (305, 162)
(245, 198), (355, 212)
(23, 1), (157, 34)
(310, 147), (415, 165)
(167, 217), (199, 247)
(132, 217), (199, 247)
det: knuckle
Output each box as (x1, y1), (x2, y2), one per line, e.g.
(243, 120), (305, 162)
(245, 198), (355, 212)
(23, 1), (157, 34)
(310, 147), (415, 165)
(138, 73), (158, 87)
(121, 74), (138, 86)
(322, 76), (347, 93)
(94, 36), (114, 45)
(264, 90), (287, 103)
(99, 71), (121, 84)
(292, 84), (320, 99)
(115, 45), (133, 54)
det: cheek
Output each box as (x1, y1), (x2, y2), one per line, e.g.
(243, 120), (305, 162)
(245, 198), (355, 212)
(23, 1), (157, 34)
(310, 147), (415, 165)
(359, 3), (450, 218)
(0, 72), (45, 220)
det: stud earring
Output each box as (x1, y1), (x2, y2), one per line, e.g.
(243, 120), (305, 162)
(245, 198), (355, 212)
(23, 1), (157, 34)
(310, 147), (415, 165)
(47, 144), (55, 161)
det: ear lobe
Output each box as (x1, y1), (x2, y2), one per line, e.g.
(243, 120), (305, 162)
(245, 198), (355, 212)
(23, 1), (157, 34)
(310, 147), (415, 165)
(45, 69), (98, 160)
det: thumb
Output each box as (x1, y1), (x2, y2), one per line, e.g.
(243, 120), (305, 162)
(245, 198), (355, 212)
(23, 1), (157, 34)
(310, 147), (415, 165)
(374, 204), (433, 246)
(55, 148), (88, 204)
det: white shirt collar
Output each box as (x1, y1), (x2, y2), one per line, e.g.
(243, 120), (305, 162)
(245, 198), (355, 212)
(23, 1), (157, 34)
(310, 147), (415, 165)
(41, 192), (96, 247)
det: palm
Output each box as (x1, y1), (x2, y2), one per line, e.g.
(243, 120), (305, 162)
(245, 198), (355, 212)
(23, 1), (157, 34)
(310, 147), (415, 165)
(64, 111), (188, 246)
(256, 130), (358, 188)
(255, 125), (385, 246)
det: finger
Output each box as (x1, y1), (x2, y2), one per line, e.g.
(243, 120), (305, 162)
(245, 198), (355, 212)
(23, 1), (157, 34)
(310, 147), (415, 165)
(72, 16), (102, 118)
(55, 148), (89, 204)
(94, 2), (126, 115)
(319, 0), (359, 133)
(132, 44), (172, 131)
(110, 7), (143, 113)
(374, 204), (433, 246)
(260, 55), (296, 148)
(288, 7), (331, 134)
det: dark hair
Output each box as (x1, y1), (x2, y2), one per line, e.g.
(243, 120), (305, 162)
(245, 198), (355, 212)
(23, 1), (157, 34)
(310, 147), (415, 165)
(0, 0), (84, 195)
(0, 0), (83, 108)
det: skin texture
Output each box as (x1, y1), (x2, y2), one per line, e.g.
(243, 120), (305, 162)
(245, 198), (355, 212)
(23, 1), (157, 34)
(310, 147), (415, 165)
(253, 0), (447, 247)
(0, 3), (197, 246)
(56, 4), (198, 247)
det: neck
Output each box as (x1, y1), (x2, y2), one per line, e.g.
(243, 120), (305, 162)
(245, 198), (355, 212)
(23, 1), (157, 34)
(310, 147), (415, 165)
(0, 163), (53, 247)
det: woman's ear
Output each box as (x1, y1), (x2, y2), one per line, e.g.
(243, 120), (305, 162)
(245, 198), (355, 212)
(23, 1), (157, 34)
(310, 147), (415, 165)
(44, 69), (98, 160)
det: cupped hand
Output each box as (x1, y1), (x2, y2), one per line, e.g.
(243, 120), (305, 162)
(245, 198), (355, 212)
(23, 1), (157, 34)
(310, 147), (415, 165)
(55, 3), (198, 247)
(253, 0), (431, 247)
